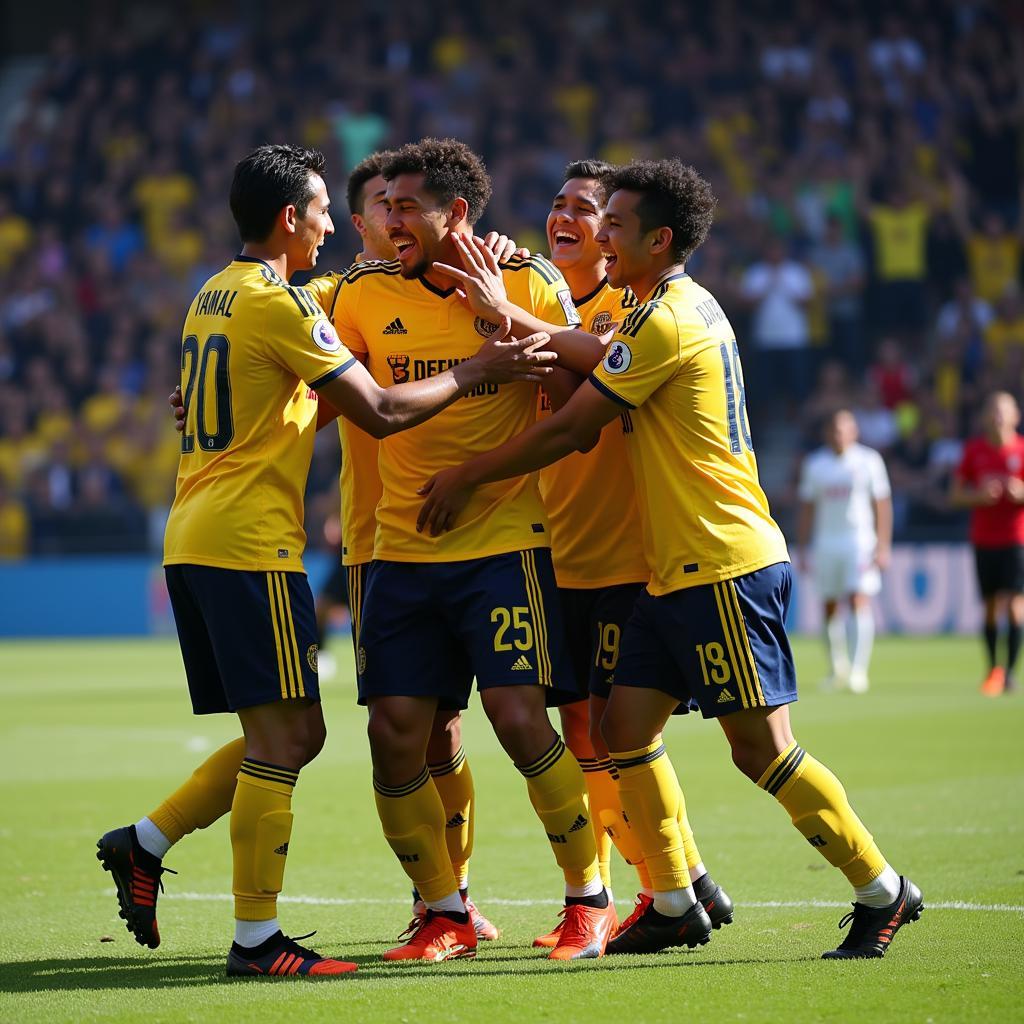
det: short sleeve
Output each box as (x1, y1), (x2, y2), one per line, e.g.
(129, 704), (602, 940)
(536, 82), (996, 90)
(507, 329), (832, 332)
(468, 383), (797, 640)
(522, 257), (582, 327)
(797, 456), (818, 501)
(868, 450), (892, 499)
(327, 275), (368, 355)
(305, 272), (341, 314)
(264, 287), (355, 390)
(588, 301), (679, 410)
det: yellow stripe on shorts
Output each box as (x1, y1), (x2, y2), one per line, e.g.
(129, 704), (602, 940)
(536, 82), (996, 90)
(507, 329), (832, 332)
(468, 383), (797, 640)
(726, 580), (765, 706)
(348, 565), (363, 648)
(713, 582), (751, 708)
(266, 572), (290, 700)
(520, 551), (552, 686)
(276, 572), (305, 699)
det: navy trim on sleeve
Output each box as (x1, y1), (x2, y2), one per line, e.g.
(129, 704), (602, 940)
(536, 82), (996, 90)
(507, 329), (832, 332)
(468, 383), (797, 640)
(588, 373), (635, 409)
(309, 357), (357, 390)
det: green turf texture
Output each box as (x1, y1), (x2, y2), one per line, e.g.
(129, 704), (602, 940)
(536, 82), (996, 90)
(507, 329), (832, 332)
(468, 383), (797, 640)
(1, 635), (1022, 1023)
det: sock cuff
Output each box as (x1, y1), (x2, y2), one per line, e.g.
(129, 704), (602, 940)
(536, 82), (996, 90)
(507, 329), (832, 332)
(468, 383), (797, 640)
(373, 765), (430, 798)
(756, 742), (805, 794)
(516, 736), (566, 778)
(237, 758), (299, 792)
(579, 756), (619, 779)
(610, 740), (666, 772)
(428, 747), (466, 777)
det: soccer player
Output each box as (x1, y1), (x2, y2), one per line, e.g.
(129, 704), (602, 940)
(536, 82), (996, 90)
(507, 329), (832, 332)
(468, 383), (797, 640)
(417, 159), (923, 961)
(320, 137), (616, 962)
(532, 159), (732, 947)
(951, 391), (1024, 696)
(309, 151), (499, 941)
(96, 144), (552, 977)
(796, 409), (892, 693)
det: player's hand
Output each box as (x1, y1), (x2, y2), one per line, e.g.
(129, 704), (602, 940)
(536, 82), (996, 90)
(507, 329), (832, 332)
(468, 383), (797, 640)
(981, 478), (1003, 504)
(470, 315), (556, 384)
(169, 385), (185, 432)
(1005, 477), (1024, 503)
(416, 466), (477, 536)
(433, 232), (509, 322)
(482, 231), (530, 265)
(874, 546), (891, 571)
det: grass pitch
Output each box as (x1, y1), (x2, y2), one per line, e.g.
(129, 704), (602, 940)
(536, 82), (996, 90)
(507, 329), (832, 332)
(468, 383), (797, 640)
(0, 635), (1022, 1023)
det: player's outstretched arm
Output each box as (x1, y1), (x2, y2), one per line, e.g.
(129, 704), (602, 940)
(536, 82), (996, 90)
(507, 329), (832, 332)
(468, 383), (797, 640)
(318, 317), (555, 440)
(435, 233), (606, 376)
(416, 380), (621, 536)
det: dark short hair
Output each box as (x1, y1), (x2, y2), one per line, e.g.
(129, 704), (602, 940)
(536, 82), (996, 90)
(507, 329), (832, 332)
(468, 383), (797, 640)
(229, 144), (326, 243)
(602, 159), (716, 262)
(346, 150), (394, 217)
(381, 138), (492, 225)
(564, 159), (616, 204)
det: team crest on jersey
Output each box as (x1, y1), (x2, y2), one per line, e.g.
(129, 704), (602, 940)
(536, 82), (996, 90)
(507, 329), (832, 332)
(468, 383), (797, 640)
(387, 353), (410, 383)
(557, 289), (581, 326)
(474, 316), (500, 337)
(590, 311), (619, 335)
(603, 341), (632, 374)
(311, 318), (341, 352)
(306, 643), (318, 673)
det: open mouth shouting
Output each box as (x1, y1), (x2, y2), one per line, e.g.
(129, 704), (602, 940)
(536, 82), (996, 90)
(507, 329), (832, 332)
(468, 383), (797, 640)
(390, 234), (418, 265)
(550, 227), (582, 257)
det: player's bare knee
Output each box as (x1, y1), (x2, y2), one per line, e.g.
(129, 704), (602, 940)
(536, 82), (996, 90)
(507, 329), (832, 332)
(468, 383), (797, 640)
(728, 735), (776, 782)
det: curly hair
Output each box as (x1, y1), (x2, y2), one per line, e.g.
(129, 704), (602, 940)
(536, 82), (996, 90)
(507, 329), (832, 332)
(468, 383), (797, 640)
(381, 138), (492, 225)
(602, 160), (716, 262)
(345, 150), (395, 217)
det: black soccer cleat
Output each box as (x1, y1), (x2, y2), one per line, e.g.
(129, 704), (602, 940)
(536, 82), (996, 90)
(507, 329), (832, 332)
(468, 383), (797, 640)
(822, 876), (924, 960)
(96, 825), (174, 949)
(227, 930), (357, 977)
(693, 873), (734, 929)
(606, 899), (712, 955)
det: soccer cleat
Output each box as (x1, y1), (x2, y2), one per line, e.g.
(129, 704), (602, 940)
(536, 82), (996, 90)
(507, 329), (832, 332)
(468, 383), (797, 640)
(980, 666), (1006, 697)
(397, 898), (428, 941)
(614, 893), (652, 937)
(96, 825), (176, 949)
(532, 915), (563, 949)
(383, 911), (477, 962)
(227, 930), (357, 977)
(606, 900), (712, 955)
(847, 669), (870, 694)
(466, 897), (500, 941)
(693, 873), (735, 929)
(821, 876), (923, 959)
(548, 900), (618, 960)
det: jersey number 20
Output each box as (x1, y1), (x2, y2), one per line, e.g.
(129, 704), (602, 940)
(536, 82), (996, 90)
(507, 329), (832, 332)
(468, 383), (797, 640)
(720, 340), (753, 454)
(181, 333), (234, 453)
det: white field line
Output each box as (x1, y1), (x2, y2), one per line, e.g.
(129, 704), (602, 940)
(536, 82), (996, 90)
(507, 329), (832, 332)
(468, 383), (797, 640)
(166, 891), (1024, 914)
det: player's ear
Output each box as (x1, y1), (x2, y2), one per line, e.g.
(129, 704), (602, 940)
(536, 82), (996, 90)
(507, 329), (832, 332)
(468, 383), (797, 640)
(649, 226), (673, 256)
(351, 213), (366, 239)
(449, 196), (469, 226)
(281, 203), (299, 236)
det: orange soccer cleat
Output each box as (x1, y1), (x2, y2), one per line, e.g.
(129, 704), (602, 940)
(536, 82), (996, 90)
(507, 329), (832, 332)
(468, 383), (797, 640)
(532, 915), (563, 949)
(980, 666), (1005, 697)
(547, 900), (618, 961)
(383, 911), (477, 962)
(614, 892), (653, 937)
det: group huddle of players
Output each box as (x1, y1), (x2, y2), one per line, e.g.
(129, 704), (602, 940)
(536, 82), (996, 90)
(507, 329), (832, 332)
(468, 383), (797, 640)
(96, 138), (922, 978)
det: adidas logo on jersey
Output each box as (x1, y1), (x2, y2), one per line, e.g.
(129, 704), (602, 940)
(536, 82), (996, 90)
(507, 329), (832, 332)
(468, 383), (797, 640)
(446, 812), (467, 828)
(383, 317), (408, 335)
(567, 813), (589, 833)
(511, 655), (533, 671)
(717, 689), (734, 704)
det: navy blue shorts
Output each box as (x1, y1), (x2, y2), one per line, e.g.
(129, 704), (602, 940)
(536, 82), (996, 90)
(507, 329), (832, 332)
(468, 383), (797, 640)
(357, 549), (576, 710)
(165, 565), (320, 715)
(614, 562), (798, 718)
(559, 583), (645, 701)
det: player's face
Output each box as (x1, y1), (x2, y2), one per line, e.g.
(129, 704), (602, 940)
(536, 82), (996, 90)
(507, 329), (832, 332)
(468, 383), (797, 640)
(293, 173), (334, 270)
(987, 394), (1020, 433)
(595, 190), (650, 289)
(828, 411), (858, 451)
(385, 173), (452, 278)
(355, 174), (396, 260)
(547, 178), (605, 273)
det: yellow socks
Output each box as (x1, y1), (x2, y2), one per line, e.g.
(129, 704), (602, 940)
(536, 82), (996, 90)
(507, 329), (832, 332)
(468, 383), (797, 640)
(578, 758), (616, 887)
(148, 737), (245, 845)
(231, 758), (298, 922)
(758, 742), (887, 886)
(517, 737), (601, 891)
(610, 739), (691, 893)
(374, 767), (459, 903)
(428, 747), (474, 890)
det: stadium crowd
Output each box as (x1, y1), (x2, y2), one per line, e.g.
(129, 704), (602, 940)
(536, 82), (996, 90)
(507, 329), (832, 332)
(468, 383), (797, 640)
(0, 0), (1022, 557)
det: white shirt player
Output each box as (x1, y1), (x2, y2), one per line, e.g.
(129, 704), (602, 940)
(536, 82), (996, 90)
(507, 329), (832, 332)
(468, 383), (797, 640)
(798, 442), (891, 598)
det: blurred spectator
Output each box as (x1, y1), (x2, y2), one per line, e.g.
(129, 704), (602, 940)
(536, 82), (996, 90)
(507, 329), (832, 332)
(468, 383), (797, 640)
(868, 339), (915, 411)
(810, 214), (866, 370)
(985, 290), (1024, 369)
(852, 382), (899, 454)
(0, 478), (29, 559)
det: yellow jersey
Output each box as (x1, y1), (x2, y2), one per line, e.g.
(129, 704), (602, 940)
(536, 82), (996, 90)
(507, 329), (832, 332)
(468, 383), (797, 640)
(590, 272), (789, 596)
(329, 254), (581, 562)
(307, 264), (382, 567)
(164, 256), (355, 573)
(867, 203), (929, 281)
(538, 279), (648, 588)
(967, 234), (1020, 303)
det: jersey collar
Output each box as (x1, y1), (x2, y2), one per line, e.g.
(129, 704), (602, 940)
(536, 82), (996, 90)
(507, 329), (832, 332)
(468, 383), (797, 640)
(233, 253), (284, 283)
(572, 276), (609, 308)
(417, 275), (458, 300)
